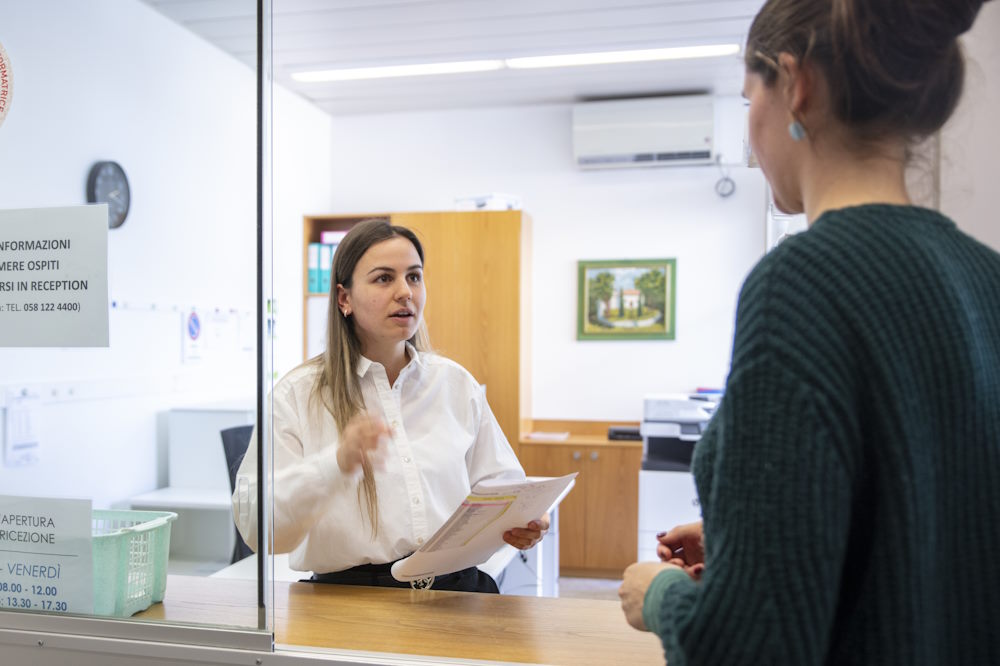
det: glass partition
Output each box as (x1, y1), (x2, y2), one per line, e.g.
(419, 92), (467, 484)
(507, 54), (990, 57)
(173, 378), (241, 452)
(257, 1), (758, 664)
(0, 0), (271, 652)
(0, 0), (764, 663)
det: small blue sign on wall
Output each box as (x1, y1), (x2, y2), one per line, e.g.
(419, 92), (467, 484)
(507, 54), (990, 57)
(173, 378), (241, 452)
(187, 311), (201, 340)
(182, 308), (202, 363)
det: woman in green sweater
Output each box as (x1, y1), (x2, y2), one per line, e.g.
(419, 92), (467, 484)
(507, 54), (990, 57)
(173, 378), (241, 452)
(618, 0), (1000, 664)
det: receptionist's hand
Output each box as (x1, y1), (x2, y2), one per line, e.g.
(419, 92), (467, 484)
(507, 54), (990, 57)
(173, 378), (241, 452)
(336, 413), (391, 475)
(619, 561), (679, 631)
(503, 512), (549, 550)
(657, 520), (704, 576)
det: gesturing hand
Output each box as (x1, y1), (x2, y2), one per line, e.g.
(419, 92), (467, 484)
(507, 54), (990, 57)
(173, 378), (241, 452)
(336, 413), (390, 475)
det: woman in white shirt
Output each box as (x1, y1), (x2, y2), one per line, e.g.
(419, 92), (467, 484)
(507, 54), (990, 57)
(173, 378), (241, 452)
(233, 219), (545, 592)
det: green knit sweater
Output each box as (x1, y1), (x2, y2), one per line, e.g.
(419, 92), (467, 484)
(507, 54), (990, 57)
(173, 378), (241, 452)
(643, 205), (1000, 665)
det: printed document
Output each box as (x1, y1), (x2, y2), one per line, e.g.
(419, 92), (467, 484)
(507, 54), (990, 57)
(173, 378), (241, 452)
(391, 473), (576, 582)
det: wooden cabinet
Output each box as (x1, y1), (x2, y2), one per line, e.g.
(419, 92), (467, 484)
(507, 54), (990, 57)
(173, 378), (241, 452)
(302, 211), (530, 455)
(519, 430), (642, 578)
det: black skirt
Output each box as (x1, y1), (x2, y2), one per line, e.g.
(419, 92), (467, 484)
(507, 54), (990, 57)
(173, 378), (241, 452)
(309, 561), (498, 593)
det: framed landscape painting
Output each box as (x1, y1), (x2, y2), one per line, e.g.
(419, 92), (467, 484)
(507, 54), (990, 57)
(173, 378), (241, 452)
(577, 259), (676, 341)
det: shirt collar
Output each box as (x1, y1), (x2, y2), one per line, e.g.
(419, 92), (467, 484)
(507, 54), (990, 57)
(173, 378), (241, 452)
(355, 342), (422, 378)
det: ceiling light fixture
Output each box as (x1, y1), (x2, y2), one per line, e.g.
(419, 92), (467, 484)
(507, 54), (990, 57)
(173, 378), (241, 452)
(291, 59), (505, 82)
(291, 44), (741, 83)
(505, 44), (742, 69)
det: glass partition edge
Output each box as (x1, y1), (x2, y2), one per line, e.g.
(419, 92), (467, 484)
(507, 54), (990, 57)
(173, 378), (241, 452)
(257, 0), (276, 636)
(0, 610), (272, 652)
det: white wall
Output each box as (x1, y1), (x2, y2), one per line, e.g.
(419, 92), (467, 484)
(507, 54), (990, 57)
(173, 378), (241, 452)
(323, 104), (767, 421)
(0, 0), (333, 507)
(272, 76), (337, 378)
(940, 1), (1000, 251)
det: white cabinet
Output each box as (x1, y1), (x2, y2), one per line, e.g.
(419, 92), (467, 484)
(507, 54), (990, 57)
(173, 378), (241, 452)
(637, 469), (701, 563)
(130, 403), (253, 572)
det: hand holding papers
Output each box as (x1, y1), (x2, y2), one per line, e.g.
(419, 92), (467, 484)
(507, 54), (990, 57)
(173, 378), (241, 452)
(391, 474), (577, 582)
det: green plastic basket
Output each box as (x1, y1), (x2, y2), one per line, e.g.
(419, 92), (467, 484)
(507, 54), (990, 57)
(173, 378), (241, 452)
(92, 509), (177, 617)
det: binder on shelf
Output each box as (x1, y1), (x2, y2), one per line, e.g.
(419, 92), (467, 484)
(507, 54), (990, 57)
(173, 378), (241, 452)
(325, 243), (340, 272)
(319, 243), (333, 294)
(307, 243), (321, 294)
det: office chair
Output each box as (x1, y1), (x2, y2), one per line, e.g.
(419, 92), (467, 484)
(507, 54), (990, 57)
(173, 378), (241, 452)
(220, 425), (255, 563)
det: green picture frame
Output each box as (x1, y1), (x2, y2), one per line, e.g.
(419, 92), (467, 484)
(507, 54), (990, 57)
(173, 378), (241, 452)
(577, 259), (676, 341)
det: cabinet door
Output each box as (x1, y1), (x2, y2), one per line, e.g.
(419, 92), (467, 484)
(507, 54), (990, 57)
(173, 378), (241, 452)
(584, 446), (642, 573)
(519, 444), (587, 570)
(393, 212), (522, 451)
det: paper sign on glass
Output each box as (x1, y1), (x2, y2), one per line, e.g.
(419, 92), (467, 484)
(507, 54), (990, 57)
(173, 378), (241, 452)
(0, 205), (109, 347)
(391, 473), (577, 582)
(0, 495), (94, 614)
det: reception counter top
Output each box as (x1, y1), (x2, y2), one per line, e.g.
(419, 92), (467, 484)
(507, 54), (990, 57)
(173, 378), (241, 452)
(139, 575), (664, 665)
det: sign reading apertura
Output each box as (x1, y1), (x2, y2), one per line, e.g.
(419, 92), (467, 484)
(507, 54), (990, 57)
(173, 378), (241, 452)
(0, 495), (94, 615)
(0, 39), (11, 128)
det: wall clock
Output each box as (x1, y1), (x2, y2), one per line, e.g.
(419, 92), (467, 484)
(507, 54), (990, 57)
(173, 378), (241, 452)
(86, 160), (130, 229)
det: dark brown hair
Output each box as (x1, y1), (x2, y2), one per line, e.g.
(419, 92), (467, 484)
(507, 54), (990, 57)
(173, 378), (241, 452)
(746, 0), (991, 142)
(310, 218), (430, 538)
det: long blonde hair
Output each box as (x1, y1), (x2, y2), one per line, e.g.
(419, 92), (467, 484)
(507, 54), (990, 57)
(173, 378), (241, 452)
(310, 218), (431, 538)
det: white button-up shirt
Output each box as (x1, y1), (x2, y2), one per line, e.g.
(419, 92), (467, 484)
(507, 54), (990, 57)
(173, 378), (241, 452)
(233, 345), (525, 574)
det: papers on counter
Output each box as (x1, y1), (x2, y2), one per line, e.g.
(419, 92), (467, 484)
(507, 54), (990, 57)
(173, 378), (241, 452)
(390, 473), (577, 582)
(525, 431), (570, 441)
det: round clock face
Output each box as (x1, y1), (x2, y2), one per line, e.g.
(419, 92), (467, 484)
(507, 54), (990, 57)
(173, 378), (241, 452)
(86, 161), (130, 229)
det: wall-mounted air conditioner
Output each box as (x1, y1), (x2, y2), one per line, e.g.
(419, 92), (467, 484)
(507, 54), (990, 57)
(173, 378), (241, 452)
(572, 95), (716, 169)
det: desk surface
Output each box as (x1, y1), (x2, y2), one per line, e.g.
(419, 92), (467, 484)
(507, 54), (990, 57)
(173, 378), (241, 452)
(211, 543), (520, 583)
(130, 486), (232, 510)
(139, 575), (664, 665)
(520, 419), (643, 449)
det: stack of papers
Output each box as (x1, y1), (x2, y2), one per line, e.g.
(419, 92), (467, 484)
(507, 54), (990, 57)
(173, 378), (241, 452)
(391, 474), (577, 582)
(525, 431), (570, 441)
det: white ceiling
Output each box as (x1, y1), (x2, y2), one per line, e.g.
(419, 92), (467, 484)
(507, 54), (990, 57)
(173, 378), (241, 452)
(139, 0), (764, 116)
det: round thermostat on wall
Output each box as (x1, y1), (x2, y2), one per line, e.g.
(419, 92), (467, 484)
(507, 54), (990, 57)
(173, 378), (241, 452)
(86, 160), (131, 229)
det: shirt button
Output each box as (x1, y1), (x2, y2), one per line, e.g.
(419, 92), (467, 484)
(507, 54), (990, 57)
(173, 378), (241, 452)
(402, 456), (411, 463)
(412, 497), (420, 505)
(417, 537), (424, 545)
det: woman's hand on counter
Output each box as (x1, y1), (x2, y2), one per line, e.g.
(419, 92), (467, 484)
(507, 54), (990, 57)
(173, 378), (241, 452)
(336, 412), (391, 474)
(503, 512), (550, 550)
(619, 561), (680, 631)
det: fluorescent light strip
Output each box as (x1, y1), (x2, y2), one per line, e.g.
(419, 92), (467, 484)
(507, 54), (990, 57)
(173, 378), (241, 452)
(292, 59), (505, 82)
(506, 44), (741, 69)
(291, 44), (741, 83)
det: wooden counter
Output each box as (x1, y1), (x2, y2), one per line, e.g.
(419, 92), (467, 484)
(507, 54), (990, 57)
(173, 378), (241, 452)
(138, 575), (664, 665)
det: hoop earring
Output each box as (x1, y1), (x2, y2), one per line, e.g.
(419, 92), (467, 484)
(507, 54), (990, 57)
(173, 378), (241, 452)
(788, 119), (806, 142)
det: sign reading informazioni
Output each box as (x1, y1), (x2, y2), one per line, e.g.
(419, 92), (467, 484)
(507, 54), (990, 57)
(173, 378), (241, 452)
(0, 206), (109, 347)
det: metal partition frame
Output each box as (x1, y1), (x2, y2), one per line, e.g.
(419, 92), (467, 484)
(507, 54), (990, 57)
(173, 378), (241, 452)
(257, 0), (276, 635)
(0, 0), (275, 653)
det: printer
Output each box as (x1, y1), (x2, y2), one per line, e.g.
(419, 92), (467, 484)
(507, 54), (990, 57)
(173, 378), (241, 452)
(636, 393), (718, 562)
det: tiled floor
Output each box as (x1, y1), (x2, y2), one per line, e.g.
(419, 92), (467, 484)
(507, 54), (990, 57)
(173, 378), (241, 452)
(557, 576), (622, 601)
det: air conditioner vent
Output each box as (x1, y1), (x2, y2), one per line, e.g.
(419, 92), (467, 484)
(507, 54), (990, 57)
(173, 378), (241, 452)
(572, 95), (715, 169)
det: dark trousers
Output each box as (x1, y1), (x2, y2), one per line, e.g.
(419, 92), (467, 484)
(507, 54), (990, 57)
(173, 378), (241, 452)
(309, 562), (498, 593)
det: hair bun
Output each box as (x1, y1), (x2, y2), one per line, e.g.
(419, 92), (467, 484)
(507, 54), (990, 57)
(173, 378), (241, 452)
(944, 0), (990, 39)
(869, 0), (989, 46)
